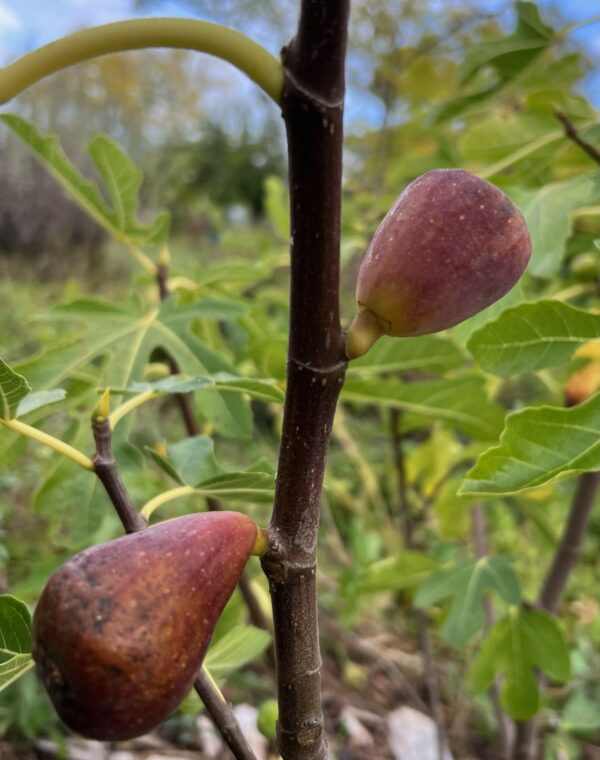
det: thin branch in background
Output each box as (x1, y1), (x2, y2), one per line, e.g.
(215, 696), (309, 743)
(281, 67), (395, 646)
(555, 110), (600, 165)
(539, 472), (600, 614)
(156, 258), (276, 668)
(90, 415), (257, 760)
(390, 409), (447, 760)
(512, 471), (600, 760)
(470, 504), (513, 760)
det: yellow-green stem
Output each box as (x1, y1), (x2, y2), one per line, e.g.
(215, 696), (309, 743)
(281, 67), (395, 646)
(251, 527), (269, 557)
(0, 418), (94, 470)
(344, 306), (384, 360)
(141, 485), (196, 519)
(126, 243), (157, 274)
(0, 18), (284, 105)
(110, 389), (160, 429)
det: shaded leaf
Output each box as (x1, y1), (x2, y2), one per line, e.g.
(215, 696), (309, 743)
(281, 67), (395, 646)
(204, 625), (271, 679)
(342, 376), (504, 440)
(0, 357), (31, 420)
(168, 436), (223, 487)
(0, 596), (34, 692)
(469, 607), (570, 720)
(349, 335), (464, 376)
(356, 552), (440, 594)
(414, 556), (521, 646)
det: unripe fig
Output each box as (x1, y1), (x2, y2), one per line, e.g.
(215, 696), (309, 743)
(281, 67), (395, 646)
(346, 169), (531, 357)
(33, 512), (260, 741)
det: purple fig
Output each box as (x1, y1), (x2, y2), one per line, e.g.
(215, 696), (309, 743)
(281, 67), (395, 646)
(346, 169), (531, 357)
(33, 511), (260, 741)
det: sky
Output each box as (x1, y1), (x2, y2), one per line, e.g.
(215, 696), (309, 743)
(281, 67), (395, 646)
(0, 0), (598, 122)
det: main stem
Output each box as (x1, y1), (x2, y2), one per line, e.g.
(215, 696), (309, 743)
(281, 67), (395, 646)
(261, 2), (350, 759)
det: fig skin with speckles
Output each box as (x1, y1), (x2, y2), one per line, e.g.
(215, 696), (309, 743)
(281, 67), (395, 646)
(33, 512), (258, 741)
(356, 169), (532, 337)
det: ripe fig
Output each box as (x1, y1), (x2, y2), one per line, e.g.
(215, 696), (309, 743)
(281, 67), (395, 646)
(33, 511), (260, 741)
(346, 169), (532, 357)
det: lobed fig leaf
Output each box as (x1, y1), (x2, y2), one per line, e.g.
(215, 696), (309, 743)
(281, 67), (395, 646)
(346, 169), (531, 358)
(33, 511), (259, 741)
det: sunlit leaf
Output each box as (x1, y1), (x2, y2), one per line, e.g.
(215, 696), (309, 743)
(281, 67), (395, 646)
(467, 301), (600, 376)
(0, 115), (169, 247)
(461, 393), (600, 495)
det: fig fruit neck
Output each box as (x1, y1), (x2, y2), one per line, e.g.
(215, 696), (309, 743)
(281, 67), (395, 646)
(345, 306), (385, 359)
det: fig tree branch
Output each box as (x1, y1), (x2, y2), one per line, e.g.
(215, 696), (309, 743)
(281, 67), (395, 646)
(0, 18), (283, 105)
(260, 1), (350, 758)
(555, 110), (600, 165)
(90, 415), (258, 760)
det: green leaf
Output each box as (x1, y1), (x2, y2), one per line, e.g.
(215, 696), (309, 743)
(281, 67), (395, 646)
(193, 472), (275, 503)
(264, 176), (289, 240)
(146, 448), (185, 485)
(414, 556), (521, 646)
(461, 393), (600, 495)
(513, 173), (600, 279)
(16, 390), (67, 418)
(204, 625), (271, 679)
(349, 335), (464, 376)
(128, 373), (284, 404)
(560, 690), (600, 735)
(460, 2), (554, 86)
(0, 357), (31, 420)
(0, 115), (169, 247)
(16, 296), (250, 438)
(467, 301), (600, 376)
(469, 607), (570, 720)
(356, 552), (440, 594)
(342, 376), (504, 440)
(168, 436), (223, 487)
(0, 596), (34, 692)
(460, 113), (558, 163)
(34, 464), (107, 548)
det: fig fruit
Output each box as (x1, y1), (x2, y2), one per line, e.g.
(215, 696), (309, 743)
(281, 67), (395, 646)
(346, 169), (531, 357)
(33, 511), (259, 741)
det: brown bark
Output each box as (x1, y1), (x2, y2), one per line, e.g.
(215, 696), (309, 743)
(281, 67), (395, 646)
(261, 2), (350, 758)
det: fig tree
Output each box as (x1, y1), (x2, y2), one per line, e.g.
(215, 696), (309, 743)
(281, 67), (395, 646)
(33, 511), (261, 741)
(346, 169), (532, 358)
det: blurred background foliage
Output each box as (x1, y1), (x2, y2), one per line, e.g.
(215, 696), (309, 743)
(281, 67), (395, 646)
(0, 1), (599, 758)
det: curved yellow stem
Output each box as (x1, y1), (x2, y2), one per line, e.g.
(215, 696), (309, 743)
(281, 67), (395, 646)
(141, 485), (196, 520)
(0, 418), (94, 470)
(109, 389), (160, 430)
(0, 18), (284, 105)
